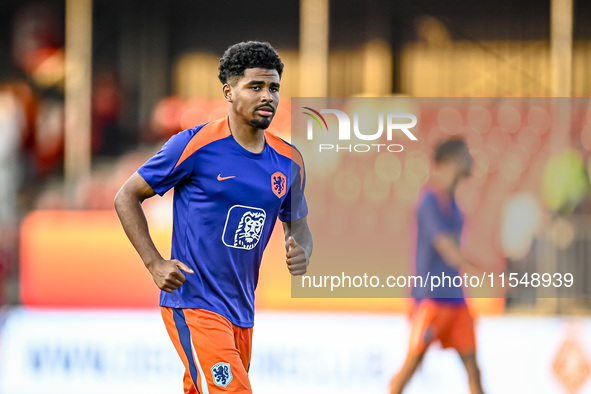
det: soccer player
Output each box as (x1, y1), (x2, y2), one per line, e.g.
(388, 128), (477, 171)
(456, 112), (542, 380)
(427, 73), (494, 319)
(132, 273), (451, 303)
(114, 41), (312, 394)
(389, 139), (484, 394)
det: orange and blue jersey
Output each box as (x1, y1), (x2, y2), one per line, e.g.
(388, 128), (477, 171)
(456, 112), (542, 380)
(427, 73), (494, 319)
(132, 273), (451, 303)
(138, 117), (307, 328)
(411, 188), (465, 301)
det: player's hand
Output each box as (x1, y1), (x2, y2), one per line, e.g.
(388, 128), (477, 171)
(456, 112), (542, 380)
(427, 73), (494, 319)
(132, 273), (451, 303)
(147, 258), (194, 293)
(286, 236), (308, 276)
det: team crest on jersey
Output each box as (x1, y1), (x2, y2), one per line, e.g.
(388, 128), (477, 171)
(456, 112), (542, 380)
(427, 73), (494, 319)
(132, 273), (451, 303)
(271, 171), (287, 198)
(222, 205), (267, 250)
(211, 362), (233, 388)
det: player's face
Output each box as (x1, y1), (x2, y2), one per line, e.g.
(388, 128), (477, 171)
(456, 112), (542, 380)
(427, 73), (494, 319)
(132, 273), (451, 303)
(226, 67), (280, 130)
(453, 151), (473, 181)
(460, 151), (473, 178)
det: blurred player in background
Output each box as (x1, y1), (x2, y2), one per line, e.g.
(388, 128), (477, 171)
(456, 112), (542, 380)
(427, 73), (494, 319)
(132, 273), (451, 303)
(114, 41), (312, 394)
(390, 138), (484, 394)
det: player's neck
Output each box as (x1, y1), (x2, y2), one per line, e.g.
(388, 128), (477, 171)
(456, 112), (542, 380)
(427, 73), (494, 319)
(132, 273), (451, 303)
(431, 170), (455, 196)
(228, 115), (266, 153)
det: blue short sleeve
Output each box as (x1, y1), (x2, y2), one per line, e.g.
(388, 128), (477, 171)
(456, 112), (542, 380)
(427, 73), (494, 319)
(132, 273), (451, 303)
(279, 158), (308, 222)
(137, 129), (196, 196)
(418, 193), (451, 245)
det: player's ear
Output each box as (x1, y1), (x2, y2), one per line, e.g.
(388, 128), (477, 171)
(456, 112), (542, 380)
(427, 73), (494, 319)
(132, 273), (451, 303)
(223, 84), (232, 102)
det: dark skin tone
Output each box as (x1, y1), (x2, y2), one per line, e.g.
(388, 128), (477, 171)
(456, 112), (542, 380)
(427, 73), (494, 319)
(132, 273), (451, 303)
(223, 68), (281, 153)
(114, 67), (312, 293)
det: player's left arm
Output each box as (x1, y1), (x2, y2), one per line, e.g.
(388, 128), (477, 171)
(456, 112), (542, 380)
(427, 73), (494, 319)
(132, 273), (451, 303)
(282, 216), (313, 276)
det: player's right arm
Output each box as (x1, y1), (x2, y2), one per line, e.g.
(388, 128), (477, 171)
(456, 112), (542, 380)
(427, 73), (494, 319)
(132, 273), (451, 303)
(114, 171), (193, 293)
(420, 193), (479, 271)
(432, 234), (478, 270)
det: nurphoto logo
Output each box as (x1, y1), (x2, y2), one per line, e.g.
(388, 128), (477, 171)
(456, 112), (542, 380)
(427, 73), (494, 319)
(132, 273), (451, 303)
(302, 106), (418, 153)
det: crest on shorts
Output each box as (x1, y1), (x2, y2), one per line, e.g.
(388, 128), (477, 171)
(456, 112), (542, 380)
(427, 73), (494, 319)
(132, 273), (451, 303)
(271, 171), (287, 198)
(211, 362), (233, 388)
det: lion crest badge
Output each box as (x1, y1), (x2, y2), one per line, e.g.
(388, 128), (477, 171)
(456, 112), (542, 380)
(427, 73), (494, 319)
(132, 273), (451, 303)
(211, 362), (233, 388)
(271, 171), (287, 198)
(222, 205), (267, 250)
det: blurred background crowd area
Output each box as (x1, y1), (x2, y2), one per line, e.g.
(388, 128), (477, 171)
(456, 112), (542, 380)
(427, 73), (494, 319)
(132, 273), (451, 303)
(1, 0), (591, 312)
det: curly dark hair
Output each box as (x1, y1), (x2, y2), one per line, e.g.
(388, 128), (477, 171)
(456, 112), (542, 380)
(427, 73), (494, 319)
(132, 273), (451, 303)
(434, 138), (473, 175)
(434, 138), (468, 163)
(218, 41), (284, 84)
